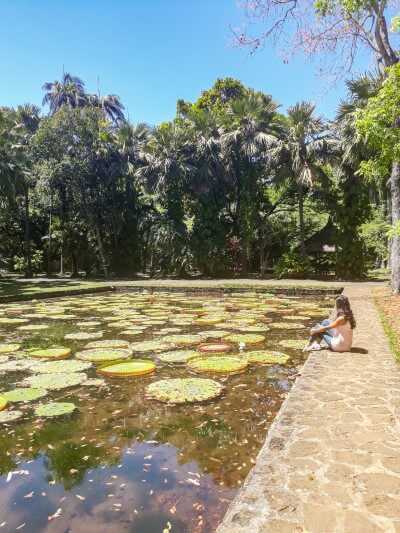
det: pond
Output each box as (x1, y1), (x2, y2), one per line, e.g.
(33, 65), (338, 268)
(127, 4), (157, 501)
(0, 290), (332, 532)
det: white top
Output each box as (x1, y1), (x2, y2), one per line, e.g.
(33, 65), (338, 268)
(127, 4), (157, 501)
(330, 320), (353, 352)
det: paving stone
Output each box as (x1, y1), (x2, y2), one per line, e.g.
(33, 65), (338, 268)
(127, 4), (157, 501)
(217, 287), (400, 532)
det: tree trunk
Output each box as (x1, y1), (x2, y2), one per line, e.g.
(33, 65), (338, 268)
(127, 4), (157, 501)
(298, 184), (306, 257)
(23, 187), (33, 278)
(94, 223), (109, 278)
(390, 161), (400, 293)
(71, 252), (79, 278)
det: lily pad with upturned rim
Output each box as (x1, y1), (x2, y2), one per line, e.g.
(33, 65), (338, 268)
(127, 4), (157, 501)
(271, 322), (306, 330)
(0, 396), (7, 411)
(98, 360), (156, 377)
(64, 332), (103, 341)
(18, 324), (49, 331)
(30, 347), (71, 360)
(197, 343), (233, 354)
(146, 378), (223, 404)
(85, 339), (130, 350)
(30, 360), (92, 374)
(161, 334), (202, 346)
(35, 402), (77, 418)
(188, 355), (248, 375)
(245, 350), (290, 365)
(129, 340), (173, 353)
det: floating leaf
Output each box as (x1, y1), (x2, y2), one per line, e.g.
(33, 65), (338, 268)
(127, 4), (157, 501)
(198, 343), (233, 353)
(271, 322), (306, 330)
(225, 333), (265, 345)
(278, 339), (306, 350)
(130, 340), (173, 353)
(0, 318), (29, 325)
(85, 339), (129, 349)
(64, 331), (103, 341)
(98, 360), (156, 377)
(82, 378), (106, 387)
(158, 350), (199, 364)
(245, 350), (290, 365)
(0, 395), (7, 411)
(199, 330), (230, 339)
(146, 378), (223, 404)
(21, 372), (87, 390)
(30, 347), (71, 360)
(18, 324), (49, 331)
(0, 410), (23, 423)
(0, 343), (21, 354)
(2, 387), (47, 402)
(160, 334), (202, 346)
(76, 348), (132, 362)
(188, 356), (248, 375)
(35, 402), (77, 418)
(31, 360), (92, 374)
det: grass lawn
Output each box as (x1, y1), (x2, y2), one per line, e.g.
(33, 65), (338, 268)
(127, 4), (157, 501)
(373, 286), (400, 361)
(0, 278), (113, 302)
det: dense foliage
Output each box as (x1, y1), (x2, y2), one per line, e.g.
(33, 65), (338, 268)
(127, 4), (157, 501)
(0, 74), (394, 281)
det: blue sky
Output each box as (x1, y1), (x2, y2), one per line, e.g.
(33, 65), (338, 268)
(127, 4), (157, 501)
(1, 0), (371, 124)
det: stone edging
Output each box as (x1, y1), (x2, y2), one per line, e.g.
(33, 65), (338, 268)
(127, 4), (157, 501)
(0, 285), (116, 303)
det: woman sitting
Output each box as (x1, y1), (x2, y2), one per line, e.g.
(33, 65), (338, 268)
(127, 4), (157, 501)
(304, 295), (356, 352)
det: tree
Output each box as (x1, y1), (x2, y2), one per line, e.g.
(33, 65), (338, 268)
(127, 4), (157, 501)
(356, 64), (400, 292)
(272, 102), (328, 257)
(42, 73), (86, 114)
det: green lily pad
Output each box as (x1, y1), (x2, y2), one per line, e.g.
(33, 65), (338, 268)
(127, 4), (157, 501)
(76, 348), (132, 362)
(0, 343), (21, 354)
(85, 339), (130, 349)
(0, 360), (36, 372)
(35, 402), (77, 418)
(278, 339), (307, 350)
(21, 372), (87, 390)
(49, 314), (77, 320)
(31, 360), (92, 374)
(245, 350), (290, 365)
(146, 378), (223, 404)
(30, 347), (71, 360)
(76, 321), (102, 327)
(18, 324), (49, 331)
(130, 340), (173, 353)
(225, 333), (265, 345)
(0, 356), (9, 364)
(161, 334), (202, 346)
(82, 378), (106, 387)
(200, 330), (230, 339)
(0, 318), (29, 325)
(2, 387), (47, 402)
(284, 315), (311, 321)
(158, 350), (199, 364)
(98, 360), (155, 377)
(271, 322), (306, 329)
(64, 332), (103, 341)
(188, 356), (248, 375)
(0, 410), (23, 423)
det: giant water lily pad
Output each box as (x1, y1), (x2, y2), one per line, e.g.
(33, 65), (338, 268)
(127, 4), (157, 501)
(225, 333), (265, 345)
(0, 410), (23, 423)
(82, 378), (106, 387)
(278, 339), (306, 350)
(85, 339), (130, 350)
(200, 330), (230, 339)
(130, 340), (173, 353)
(188, 356), (248, 375)
(49, 314), (77, 320)
(18, 324), (49, 331)
(30, 347), (71, 360)
(146, 378), (223, 404)
(0, 318), (29, 325)
(0, 343), (21, 354)
(99, 360), (155, 377)
(0, 356), (9, 364)
(2, 387), (47, 402)
(31, 360), (92, 374)
(0, 396), (7, 411)
(76, 348), (131, 362)
(161, 334), (202, 346)
(35, 402), (77, 418)
(284, 315), (311, 321)
(245, 350), (290, 365)
(21, 372), (87, 390)
(158, 350), (199, 364)
(271, 322), (306, 330)
(236, 325), (269, 332)
(64, 331), (103, 341)
(76, 321), (102, 327)
(198, 343), (233, 354)
(0, 360), (35, 372)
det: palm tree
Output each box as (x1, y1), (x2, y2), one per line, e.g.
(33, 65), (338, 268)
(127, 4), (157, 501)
(274, 102), (328, 257)
(42, 73), (86, 114)
(88, 94), (125, 123)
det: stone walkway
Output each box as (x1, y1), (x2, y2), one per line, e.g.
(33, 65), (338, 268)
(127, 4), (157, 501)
(217, 285), (400, 533)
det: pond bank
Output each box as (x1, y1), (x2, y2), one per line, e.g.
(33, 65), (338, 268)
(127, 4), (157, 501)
(217, 285), (400, 533)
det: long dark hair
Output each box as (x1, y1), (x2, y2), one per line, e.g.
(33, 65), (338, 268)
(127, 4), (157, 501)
(335, 295), (356, 329)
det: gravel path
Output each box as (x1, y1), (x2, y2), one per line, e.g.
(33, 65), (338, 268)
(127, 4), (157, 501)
(217, 285), (400, 533)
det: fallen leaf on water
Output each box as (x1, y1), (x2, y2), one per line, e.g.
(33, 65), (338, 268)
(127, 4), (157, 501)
(24, 492), (34, 499)
(48, 508), (62, 521)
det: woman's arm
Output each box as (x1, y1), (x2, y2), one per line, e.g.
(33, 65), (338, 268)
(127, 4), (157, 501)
(311, 316), (346, 334)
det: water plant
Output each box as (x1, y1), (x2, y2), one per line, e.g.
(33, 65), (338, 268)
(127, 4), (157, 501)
(2, 387), (48, 402)
(21, 372), (87, 390)
(35, 402), (77, 418)
(158, 350), (199, 364)
(245, 351), (290, 365)
(98, 360), (156, 377)
(0, 343), (21, 354)
(188, 356), (248, 375)
(30, 347), (72, 360)
(225, 333), (265, 345)
(146, 378), (223, 404)
(75, 348), (131, 362)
